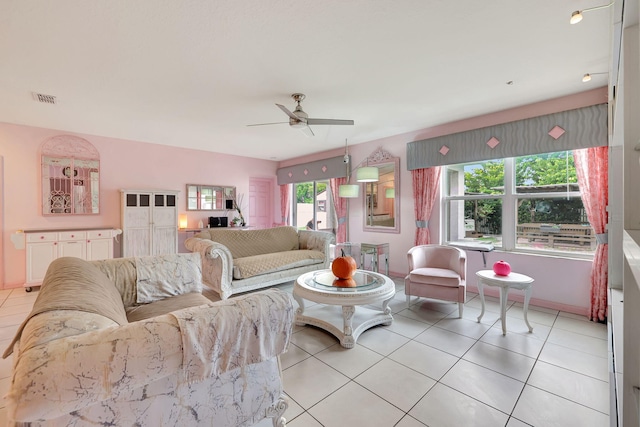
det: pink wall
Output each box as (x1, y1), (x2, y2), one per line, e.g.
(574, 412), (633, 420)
(0, 123), (279, 288)
(1, 87), (606, 315)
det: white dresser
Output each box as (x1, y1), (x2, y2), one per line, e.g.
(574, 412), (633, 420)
(21, 228), (122, 291)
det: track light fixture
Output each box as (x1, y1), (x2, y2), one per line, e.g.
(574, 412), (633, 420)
(582, 72), (608, 82)
(570, 2), (614, 24)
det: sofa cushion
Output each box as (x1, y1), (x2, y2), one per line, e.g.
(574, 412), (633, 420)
(232, 250), (325, 279)
(195, 226), (300, 258)
(136, 253), (203, 304)
(126, 292), (211, 322)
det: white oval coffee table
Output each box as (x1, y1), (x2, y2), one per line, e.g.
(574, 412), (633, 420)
(293, 269), (396, 348)
(476, 270), (535, 336)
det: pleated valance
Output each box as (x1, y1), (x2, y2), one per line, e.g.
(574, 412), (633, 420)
(407, 103), (607, 170)
(277, 155), (349, 185)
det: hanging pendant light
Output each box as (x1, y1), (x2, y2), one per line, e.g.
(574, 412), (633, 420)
(339, 184), (359, 198)
(338, 139), (360, 198)
(356, 166), (379, 182)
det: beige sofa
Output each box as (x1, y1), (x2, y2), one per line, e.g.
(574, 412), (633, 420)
(3, 254), (293, 427)
(186, 226), (334, 299)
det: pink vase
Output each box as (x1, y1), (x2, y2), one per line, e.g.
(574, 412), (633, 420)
(493, 260), (511, 276)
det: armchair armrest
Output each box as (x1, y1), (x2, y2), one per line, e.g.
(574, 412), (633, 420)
(298, 230), (335, 268)
(185, 237), (234, 299)
(8, 289), (293, 423)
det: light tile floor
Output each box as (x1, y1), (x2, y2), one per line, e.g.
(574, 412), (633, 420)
(0, 278), (609, 427)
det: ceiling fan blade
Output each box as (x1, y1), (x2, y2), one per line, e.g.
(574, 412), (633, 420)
(306, 118), (354, 126)
(246, 122), (289, 127)
(299, 125), (315, 137)
(276, 103), (300, 121)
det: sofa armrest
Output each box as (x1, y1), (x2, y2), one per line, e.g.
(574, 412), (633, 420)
(299, 230), (335, 268)
(185, 237), (234, 299)
(8, 289), (293, 423)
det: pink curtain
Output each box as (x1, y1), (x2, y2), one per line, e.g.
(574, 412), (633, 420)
(411, 167), (441, 245)
(574, 146), (609, 322)
(279, 184), (291, 226)
(330, 177), (348, 243)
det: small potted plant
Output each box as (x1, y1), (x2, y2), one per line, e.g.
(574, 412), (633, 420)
(231, 217), (242, 227)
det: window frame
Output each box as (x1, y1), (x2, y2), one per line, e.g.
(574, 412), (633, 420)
(442, 156), (592, 258)
(292, 180), (336, 231)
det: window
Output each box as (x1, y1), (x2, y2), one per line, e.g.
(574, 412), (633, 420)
(293, 180), (336, 231)
(444, 151), (594, 255)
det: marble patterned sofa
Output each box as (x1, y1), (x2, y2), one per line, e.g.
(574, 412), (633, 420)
(3, 253), (293, 426)
(186, 226), (334, 299)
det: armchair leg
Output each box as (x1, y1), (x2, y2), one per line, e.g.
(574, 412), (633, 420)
(458, 302), (464, 318)
(406, 295), (411, 308)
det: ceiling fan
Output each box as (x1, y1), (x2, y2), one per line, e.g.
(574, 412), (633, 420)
(247, 93), (354, 137)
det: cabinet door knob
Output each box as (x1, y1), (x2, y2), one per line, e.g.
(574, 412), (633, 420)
(40, 236), (44, 239)
(98, 233), (102, 236)
(71, 235), (74, 238)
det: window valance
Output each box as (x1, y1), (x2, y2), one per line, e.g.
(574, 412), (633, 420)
(277, 155), (349, 185)
(407, 103), (607, 170)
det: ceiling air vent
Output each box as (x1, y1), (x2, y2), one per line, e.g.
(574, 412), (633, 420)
(33, 93), (57, 104)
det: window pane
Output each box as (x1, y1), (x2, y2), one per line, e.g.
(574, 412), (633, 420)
(517, 197), (594, 253)
(295, 182), (314, 229)
(447, 159), (505, 196)
(293, 181), (335, 231)
(315, 180), (334, 232)
(515, 151), (577, 193)
(446, 199), (502, 247)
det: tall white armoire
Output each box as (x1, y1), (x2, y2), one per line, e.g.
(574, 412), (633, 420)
(121, 189), (179, 257)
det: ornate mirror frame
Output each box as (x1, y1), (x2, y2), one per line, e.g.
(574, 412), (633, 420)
(362, 148), (400, 234)
(41, 135), (100, 215)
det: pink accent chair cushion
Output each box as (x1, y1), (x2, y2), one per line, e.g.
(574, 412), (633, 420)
(409, 268), (461, 287)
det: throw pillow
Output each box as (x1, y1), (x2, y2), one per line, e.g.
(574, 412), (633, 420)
(135, 253), (203, 304)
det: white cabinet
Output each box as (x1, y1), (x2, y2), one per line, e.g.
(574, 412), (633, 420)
(121, 189), (179, 257)
(87, 230), (114, 260)
(23, 228), (121, 290)
(26, 232), (58, 285)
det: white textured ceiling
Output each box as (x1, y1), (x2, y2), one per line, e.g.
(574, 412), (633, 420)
(0, 1), (613, 161)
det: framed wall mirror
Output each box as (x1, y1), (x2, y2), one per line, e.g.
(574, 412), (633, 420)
(362, 148), (400, 234)
(186, 184), (236, 211)
(41, 135), (100, 215)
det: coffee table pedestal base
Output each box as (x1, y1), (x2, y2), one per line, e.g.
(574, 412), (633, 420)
(295, 302), (393, 349)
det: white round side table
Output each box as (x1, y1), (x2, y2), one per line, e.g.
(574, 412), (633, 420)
(475, 270), (535, 336)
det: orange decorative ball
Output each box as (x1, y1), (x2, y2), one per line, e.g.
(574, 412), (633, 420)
(332, 249), (357, 279)
(333, 278), (357, 288)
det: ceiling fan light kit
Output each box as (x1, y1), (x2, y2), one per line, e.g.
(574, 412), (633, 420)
(249, 93), (354, 137)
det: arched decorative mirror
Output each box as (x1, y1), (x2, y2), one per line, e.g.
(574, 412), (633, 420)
(362, 148), (400, 233)
(41, 135), (100, 215)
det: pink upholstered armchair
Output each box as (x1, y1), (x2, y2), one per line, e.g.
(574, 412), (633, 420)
(405, 245), (467, 318)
